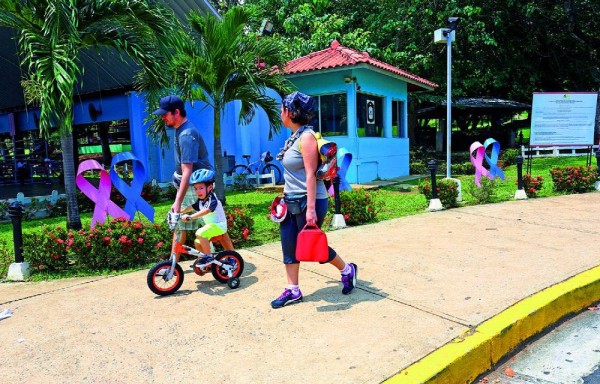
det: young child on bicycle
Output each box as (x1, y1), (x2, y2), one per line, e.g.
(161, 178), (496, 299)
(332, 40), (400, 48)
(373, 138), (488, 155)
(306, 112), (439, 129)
(179, 169), (229, 266)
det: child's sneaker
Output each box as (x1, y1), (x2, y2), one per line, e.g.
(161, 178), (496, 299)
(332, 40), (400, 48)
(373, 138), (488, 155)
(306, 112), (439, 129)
(341, 263), (357, 295)
(189, 255), (214, 270)
(271, 288), (303, 309)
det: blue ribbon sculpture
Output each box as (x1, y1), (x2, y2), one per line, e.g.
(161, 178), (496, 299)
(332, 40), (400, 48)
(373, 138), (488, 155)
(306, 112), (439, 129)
(469, 138), (505, 187)
(76, 152), (155, 228)
(110, 152), (155, 223)
(328, 147), (353, 196)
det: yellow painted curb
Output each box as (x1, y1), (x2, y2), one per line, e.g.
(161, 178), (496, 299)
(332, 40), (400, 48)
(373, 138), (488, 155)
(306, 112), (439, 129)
(383, 265), (600, 384)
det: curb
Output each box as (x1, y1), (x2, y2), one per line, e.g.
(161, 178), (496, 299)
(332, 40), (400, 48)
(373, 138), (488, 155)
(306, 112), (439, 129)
(383, 265), (600, 384)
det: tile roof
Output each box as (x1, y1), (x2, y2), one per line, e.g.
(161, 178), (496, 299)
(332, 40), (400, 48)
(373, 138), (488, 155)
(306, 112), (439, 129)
(284, 40), (438, 91)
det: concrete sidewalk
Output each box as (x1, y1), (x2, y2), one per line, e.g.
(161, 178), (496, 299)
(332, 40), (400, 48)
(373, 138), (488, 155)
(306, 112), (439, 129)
(0, 193), (599, 383)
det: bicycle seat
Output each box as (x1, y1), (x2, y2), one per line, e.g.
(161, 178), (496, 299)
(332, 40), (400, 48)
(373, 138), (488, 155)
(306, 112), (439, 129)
(209, 235), (223, 243)
(242, 154), (251, 160)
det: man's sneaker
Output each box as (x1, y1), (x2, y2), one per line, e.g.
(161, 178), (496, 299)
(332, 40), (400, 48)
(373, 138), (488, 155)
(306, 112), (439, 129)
(271, 288), (303, 309)
(341, 263), (358, 295)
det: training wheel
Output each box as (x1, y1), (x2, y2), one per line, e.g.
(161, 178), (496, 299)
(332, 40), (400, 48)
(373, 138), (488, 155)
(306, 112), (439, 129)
(227, 277), (240, 289)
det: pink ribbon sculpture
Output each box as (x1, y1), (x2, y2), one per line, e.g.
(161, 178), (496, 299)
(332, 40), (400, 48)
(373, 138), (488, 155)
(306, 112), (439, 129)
(469, 138), (505, 187)
(76, 160), (128, 228)
(76, 152), (155, 228)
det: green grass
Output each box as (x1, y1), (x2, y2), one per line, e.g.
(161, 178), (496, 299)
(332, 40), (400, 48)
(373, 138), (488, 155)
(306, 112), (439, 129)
(1, 155), (597, 280)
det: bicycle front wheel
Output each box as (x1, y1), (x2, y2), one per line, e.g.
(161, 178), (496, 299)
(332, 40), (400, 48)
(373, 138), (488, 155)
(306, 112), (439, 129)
(231, 165), (253, 187)
(261, 164), (282, 185)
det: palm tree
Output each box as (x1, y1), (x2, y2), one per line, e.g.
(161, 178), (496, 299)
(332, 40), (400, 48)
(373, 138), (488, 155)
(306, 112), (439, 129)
(0, 0), (175, 229)
(147, 7), (291, 201)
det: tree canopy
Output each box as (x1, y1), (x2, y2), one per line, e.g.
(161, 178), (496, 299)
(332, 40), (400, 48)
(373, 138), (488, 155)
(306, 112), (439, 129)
(229, 0), (599, 103)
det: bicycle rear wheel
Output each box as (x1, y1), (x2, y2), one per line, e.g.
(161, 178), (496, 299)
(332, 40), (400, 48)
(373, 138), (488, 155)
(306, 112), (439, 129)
(261, 164), (282, 185)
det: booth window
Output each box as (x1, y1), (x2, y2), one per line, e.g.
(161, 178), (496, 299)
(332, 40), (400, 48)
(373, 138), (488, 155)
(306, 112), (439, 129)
(356, 92), (383, 137)
(310, 93), (347, 137)
(392, 100), (406, 138)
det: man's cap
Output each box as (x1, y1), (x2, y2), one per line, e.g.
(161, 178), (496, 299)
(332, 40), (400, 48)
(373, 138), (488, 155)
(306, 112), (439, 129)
(153, 95), (185, 116)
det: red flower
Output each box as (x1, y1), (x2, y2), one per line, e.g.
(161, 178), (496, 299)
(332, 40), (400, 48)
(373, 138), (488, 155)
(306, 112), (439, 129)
(52, 254), (60, 260)
(55, 238), (65, 244)
(242, 228), (250, 239)
(85, 242), (91, 247)
(119, 235), (128, 244)
(133, 222), (143, 229)
(156, 241), (164, 249)
(138, 238), (144, 245)
(102, 236), (111, 245)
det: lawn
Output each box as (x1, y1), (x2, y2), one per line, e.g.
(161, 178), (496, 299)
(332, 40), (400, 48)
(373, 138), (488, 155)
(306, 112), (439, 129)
(0, 155), (597, 280)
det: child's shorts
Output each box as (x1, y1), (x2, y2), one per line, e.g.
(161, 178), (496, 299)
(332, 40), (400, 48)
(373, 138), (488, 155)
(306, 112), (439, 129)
(195, 222), (227, 240)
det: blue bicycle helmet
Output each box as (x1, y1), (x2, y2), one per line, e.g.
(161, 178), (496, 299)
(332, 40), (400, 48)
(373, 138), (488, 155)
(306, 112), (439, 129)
(190, 169), (215, 185)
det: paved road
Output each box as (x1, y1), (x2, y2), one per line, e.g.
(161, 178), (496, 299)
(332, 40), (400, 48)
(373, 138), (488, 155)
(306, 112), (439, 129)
(1, 193), (599, 383)
(475, 305), (600, 383)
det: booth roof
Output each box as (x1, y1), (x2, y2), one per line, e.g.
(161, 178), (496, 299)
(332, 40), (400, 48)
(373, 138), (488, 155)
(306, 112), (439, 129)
(284, 40), (438, 92)
(0, 0), (218, 113)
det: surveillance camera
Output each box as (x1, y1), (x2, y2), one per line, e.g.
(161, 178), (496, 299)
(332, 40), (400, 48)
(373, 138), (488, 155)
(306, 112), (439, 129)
(448, 17), (460, 30)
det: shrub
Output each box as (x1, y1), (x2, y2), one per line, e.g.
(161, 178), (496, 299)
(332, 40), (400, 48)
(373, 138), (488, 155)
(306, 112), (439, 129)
(0, 239), (12, 278)
(550, 166), (597, 193)
(225, 206), (254, 246)
(501, 148), (520, 167)
(23, 219), (171, 273)
(520, 174), (544, 197)
(466, 177), (496, 204)
(419, 178), (459, 208)
(141, 182), (162, 203)
(410, 161), (427, 175)
(330, 188), (382, 226)
(162, 184), (177, 200)
(452, 162), (475, 175)
(0, 200), (8, 221)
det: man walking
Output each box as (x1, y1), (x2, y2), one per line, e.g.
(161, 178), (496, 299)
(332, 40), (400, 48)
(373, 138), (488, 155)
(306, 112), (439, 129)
(154, 95), (213, 259)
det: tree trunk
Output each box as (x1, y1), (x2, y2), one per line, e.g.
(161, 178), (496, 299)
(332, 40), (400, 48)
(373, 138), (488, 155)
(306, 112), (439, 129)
(213, 108), (226, 204)
(98, 122), (112, 167)
(61, 130), (82, 230)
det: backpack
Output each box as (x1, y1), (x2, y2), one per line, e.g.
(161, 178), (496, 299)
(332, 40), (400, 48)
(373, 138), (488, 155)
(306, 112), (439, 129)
(299, 130), (338, 180)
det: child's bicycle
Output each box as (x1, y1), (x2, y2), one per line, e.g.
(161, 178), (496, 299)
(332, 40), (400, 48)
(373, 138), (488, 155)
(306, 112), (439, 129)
(146, 212), (244, 296)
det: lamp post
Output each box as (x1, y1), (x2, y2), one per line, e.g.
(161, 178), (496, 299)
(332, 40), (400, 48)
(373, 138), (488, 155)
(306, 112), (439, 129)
(434, 17), (460, 179)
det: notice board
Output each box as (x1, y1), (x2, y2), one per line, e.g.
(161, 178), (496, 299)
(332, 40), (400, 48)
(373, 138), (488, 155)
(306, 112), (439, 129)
(530, 92), (597, 146)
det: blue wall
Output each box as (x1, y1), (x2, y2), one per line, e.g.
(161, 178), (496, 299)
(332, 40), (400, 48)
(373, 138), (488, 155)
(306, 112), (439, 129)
(2, 67), (414, 185)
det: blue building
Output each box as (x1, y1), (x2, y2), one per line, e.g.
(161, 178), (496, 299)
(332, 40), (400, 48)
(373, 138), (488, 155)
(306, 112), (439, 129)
(0, 31), (436, 185)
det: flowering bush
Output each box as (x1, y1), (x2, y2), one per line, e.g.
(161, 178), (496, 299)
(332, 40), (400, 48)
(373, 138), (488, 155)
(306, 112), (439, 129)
(419, 178), (459, 208)
(520, 174), (544, 197)
(550, 166), (597, 193)
(225, 206), (254, 246)
(141, 182), (162, 203)
(22, 218), (171, 273)
(328, 188), (382, 226)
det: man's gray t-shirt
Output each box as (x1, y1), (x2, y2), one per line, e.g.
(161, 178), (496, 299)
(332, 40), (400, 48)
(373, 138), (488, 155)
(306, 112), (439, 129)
(174, 120), (212, 175)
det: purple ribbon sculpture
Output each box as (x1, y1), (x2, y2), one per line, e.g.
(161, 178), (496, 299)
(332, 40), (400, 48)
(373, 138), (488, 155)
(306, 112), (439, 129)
(76, 159), (128, 228)
(109, 152), (155, 223)
(469, 138), (505, 187)
(328, 147), (353, 196)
